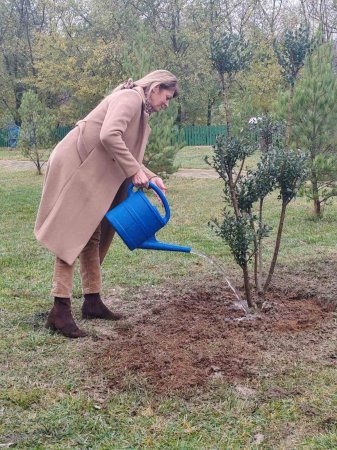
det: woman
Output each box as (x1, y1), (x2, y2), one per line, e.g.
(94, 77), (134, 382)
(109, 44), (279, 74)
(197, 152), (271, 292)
(35, 69), (179, 338)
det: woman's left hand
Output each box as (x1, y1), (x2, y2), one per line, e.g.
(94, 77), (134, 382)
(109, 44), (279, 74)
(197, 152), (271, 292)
(148, 176), (167, 196)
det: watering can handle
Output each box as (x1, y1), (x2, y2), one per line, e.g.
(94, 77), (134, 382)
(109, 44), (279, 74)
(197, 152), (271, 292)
(128, 182), (171, 223)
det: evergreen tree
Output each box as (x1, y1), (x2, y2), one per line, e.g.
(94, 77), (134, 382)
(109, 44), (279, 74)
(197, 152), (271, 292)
(18, 90), (56, 175)
(210, 33), (252, 134)
(291, 42), (337, 216)
(121, 28), (184, 177)
(274, 26), (314, 143)
(144, 104), (185, 178)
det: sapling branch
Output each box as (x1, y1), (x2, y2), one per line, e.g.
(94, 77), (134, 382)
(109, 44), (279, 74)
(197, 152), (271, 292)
(264, 200), (287, 292)
(233, 158), (246, 188)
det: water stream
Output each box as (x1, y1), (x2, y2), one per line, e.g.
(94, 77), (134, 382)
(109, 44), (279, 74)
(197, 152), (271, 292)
(190, 250), (252, 317)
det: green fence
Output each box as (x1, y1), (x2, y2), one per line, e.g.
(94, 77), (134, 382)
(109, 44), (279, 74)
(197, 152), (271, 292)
(55, 125), (73, 140)
(0, 129), (8, 147)
(0, 125), (74, 148)
(0, 125), (226, 148)
(183, 125), (226, 146)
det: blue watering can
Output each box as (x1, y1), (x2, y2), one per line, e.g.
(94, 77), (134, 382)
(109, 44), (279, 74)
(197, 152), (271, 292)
(105, 182), (192, 253)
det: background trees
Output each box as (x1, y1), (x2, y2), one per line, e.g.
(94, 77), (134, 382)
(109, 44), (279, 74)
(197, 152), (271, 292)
(0, 0), (44, 124)
(2, 0), (337, 216)
(2, 0), (333, 129)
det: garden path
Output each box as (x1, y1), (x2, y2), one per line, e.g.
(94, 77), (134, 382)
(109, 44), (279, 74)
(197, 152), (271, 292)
(0, 159), (218, 178)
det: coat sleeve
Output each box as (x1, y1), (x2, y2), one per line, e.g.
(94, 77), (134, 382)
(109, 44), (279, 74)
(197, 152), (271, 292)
(100, 90), (142, 178)
(141, 164), (157, 180)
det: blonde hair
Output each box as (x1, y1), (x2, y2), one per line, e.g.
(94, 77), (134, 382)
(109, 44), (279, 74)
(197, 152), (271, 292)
(113, 69), (179, 98)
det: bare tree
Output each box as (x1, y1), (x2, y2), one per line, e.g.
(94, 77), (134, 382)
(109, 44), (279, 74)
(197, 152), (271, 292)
(254, 0), (284, 37)
(300, 0), (337, 40)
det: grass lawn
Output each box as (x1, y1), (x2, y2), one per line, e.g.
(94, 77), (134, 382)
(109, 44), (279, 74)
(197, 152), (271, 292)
(1, 145), (257, 171)
(174, 145), (262, 171)
(0, 148), (50, 161)
(0, 148), (26, 160)
(1, 158), (337, 448)
(174, 146), (212, 169)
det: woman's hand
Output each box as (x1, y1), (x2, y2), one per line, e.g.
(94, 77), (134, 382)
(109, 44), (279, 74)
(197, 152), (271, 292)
(132, 168), (149, 188)
(149, 176), (167, 196)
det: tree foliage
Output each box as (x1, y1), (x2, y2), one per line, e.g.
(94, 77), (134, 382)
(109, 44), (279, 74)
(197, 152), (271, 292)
(144, 104), (185, 178)
(0, 0), (320, 128)
(211, 33), (252, 77)
(274, 26), (313, 87)
(235, 33), (282, 118)
(273, 25), (314, 142)
(210, 32), (252, 132)
(18, 90), (56, 174)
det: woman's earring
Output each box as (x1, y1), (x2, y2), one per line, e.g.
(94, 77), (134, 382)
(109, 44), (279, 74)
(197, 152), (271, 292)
(145, 100), (154, 115)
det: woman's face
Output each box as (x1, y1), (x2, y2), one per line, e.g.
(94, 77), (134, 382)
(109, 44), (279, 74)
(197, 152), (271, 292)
(148, 86), (175, 112)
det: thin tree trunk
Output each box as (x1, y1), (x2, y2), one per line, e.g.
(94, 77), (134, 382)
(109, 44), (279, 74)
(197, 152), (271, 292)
(263, 200), (287, 292)
(228, 170), (252, 304)
(35, 146), (42, 175)
(36, 158), (42, 175)
(286, 84), (294, 146)
(254, 239), (258, 288)
(223, 86), (232, 134)
(242, 263), (253, 307)
(257, 198), (264, 294)
(251, 216), (259, 287)
(311, 171), (321, 216)
(176, 103), (182, 125)
(228, 172), (241, 218)
(314, 197), (321, 216)
(220, 73), (232, 135)
(207, 97), (212, 126)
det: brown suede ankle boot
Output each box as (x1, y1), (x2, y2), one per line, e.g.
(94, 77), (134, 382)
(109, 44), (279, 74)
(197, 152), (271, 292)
(82, 293), (123, 320)
(46, 297), (87, 338)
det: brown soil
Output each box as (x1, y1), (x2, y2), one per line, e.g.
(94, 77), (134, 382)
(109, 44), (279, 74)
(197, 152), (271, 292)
(88, 261), (337, 396)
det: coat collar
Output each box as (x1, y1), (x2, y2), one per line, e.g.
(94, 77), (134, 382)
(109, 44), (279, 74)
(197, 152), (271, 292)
(133, 86), (146, 105)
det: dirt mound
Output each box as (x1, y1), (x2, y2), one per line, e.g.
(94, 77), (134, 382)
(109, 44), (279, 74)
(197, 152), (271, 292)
(89, 277), (336, 395)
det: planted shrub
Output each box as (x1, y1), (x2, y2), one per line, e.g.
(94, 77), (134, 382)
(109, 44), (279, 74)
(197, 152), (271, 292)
(208, 120), (308, 305)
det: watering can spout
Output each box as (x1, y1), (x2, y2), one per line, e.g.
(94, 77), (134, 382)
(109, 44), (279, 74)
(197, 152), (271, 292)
(138, 236), (191, 253)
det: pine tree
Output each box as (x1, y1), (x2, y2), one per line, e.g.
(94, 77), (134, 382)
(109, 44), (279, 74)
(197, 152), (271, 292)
(18, 90), (56, 175)
(291, 42), (337, 216)
(120, 28), (184, 177)
(144, 104), (185, 178)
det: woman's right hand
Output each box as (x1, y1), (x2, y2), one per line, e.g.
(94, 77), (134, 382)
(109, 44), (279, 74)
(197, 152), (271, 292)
(132, 168), (149, 188)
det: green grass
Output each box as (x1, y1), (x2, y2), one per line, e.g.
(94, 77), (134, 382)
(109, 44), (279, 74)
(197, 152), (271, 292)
(0, 148), (26, 160)
(0, 147), (49, 161)
(1, 146), (207, 166)
(1, 145), (258, 171)
(1, 166), (337, 448)
(174, 145), (262, 171)
(174, 146), (212, 169)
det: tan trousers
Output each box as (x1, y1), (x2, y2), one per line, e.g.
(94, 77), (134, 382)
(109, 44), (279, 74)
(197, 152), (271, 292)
(51, 225), (102, 298)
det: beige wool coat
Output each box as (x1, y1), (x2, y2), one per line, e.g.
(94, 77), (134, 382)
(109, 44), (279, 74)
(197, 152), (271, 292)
(34, 87), (156, 265)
